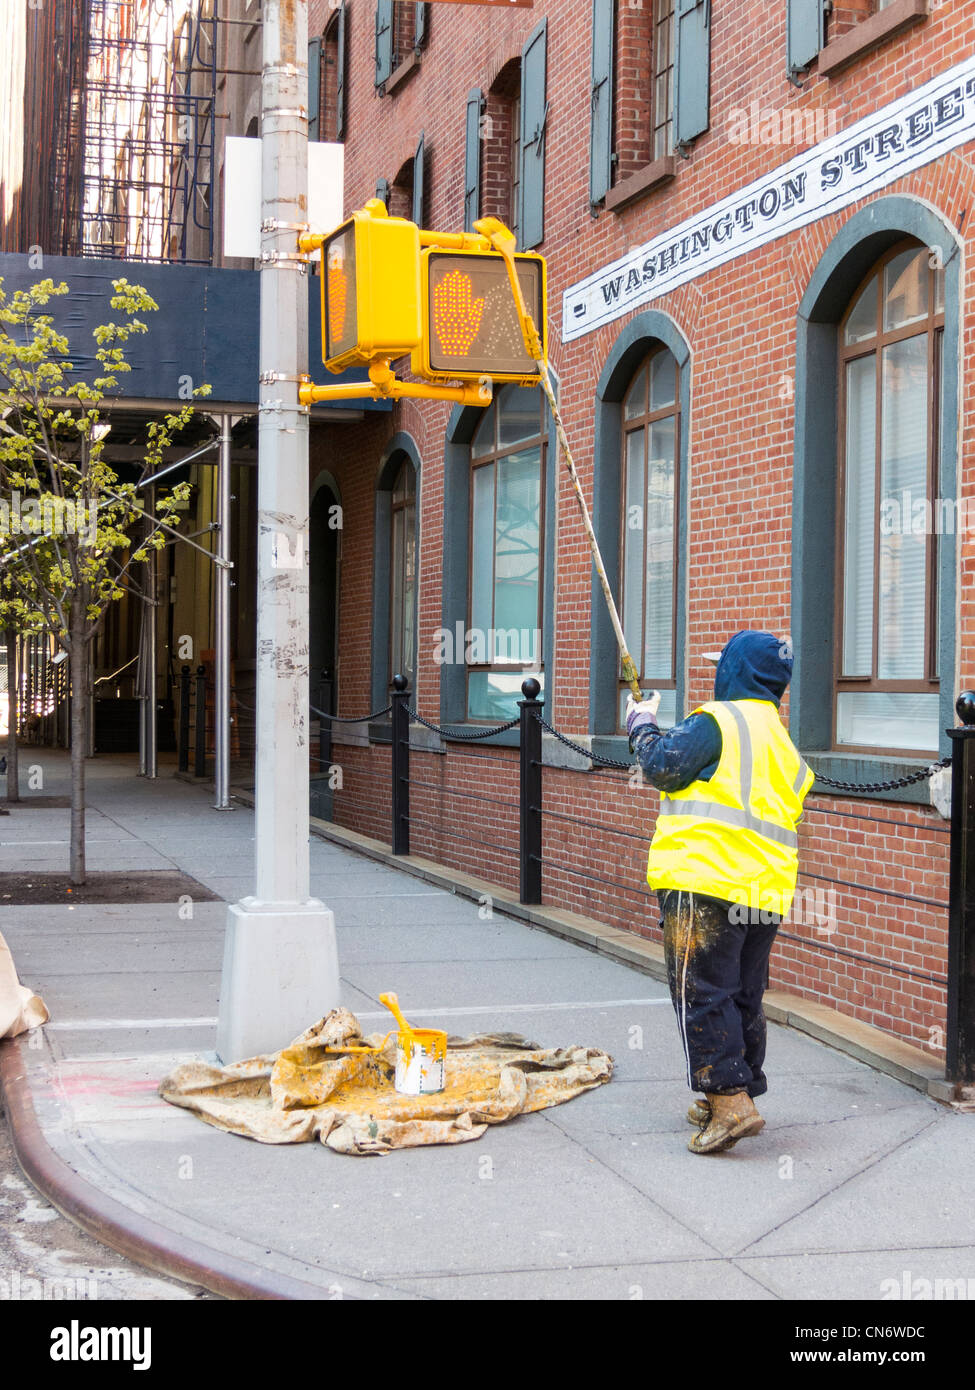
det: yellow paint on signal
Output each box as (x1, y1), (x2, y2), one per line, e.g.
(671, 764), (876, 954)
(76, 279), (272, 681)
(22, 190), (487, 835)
(318, 199), (421, 372)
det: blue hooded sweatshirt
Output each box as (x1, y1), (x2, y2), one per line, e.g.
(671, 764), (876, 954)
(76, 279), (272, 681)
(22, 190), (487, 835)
(631, 631), (793, 793)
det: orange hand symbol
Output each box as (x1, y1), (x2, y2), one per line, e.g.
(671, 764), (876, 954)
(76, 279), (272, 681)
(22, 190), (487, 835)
(433, 270), (485, 358)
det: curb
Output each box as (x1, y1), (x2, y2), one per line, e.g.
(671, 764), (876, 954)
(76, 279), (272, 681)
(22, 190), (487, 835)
(242, 788), (958, 1106)
(0, 1037), (392, 1302)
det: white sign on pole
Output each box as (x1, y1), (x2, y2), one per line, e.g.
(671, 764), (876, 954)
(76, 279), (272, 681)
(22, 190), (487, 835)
(563, 54), (975, 343)
(223, 137), (344, 260)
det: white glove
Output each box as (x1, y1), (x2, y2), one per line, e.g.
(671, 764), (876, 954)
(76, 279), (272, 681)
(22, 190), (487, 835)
(625, 690), (661, 729)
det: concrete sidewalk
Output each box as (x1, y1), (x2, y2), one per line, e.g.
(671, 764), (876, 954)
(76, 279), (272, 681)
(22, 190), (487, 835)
(1, 753), (973, 1300)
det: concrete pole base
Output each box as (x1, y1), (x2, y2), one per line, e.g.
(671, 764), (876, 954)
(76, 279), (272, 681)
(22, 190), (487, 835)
(216, 897), (340, 1063)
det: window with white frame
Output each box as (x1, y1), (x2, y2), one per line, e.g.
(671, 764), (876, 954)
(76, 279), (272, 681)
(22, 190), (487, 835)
(618, 348), (680, 731)
(835, 240), (945, 754)
(467, 386), (545, 720)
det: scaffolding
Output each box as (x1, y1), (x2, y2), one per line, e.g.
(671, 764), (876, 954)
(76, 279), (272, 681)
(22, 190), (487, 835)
(76, 0), (217, 264)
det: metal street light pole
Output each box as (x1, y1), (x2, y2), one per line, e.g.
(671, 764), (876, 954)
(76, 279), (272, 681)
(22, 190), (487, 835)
(216, 0), (339, 1062)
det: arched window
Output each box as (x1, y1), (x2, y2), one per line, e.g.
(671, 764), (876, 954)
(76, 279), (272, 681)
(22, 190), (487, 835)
(467, 385), (545, 720)
(371, 438), (420, 714)
(618, 348), (680, 729)
(835, 240), (945, 753)
(390, 457), (416, 687)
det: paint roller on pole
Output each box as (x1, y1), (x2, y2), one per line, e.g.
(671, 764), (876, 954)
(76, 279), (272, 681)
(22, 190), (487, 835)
(471, 217), (645, 701)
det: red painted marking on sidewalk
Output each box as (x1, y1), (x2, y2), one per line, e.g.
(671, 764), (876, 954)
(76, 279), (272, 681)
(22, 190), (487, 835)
(54, 1074), (159, 1097)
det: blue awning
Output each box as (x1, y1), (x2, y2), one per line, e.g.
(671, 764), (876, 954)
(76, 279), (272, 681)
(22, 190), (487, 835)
(0, 254), (388, 413)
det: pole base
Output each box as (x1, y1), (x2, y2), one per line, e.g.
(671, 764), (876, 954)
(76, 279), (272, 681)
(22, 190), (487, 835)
(216, 897), (340, 1063)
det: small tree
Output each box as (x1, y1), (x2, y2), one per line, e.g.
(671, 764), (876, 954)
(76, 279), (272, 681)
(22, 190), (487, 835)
(0, 276), (207, 883)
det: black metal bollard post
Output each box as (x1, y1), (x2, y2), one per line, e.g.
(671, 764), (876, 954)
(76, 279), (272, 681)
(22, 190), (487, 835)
(519, 677), (543, 905)
(391, 674), (410, 855)
(947, 691), (975, 1086)
(194, 664), (207, 779)
(319, 668), (333, 770)
(178, 665), (191, 773)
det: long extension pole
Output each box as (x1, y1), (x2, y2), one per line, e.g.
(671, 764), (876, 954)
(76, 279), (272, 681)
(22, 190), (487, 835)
(476, 219), (643, 698)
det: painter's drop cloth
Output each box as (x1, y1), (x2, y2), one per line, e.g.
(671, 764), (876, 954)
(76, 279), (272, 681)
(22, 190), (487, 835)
(159, 1009), (614, 1155)
(0, 930), (49, 1038)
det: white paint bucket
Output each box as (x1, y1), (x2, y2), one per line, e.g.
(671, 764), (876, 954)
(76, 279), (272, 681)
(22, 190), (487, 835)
(393, 1028), (447, 1095)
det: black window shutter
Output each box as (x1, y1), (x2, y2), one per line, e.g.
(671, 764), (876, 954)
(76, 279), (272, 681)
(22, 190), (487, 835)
(519, 19), (548, 250)
(412, 131), (425, 226)
(336, 1), (348, 139)
(376, 177), (391, 206)
(787, 0), (826, 82)
(415, 2), (428, 50)
(307, 37), (321, 142)
(674, 0), (711, 153)
(375, 0), (393, 88)
(589, 0), (615, 206)
(464, 88), (483, 232)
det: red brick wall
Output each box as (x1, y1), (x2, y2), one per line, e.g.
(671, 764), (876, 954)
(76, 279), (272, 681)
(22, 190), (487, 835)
(321, 12), (341, 143)
(615, 0), (653, 179)
(830, 1), (875, 44)
(482, 62), (520, 228)
(306, 0), (975, 1060)
(393, 1), (415, 69)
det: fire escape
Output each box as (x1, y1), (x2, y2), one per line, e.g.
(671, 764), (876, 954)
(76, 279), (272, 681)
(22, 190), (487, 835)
(73, 0), (217, 264)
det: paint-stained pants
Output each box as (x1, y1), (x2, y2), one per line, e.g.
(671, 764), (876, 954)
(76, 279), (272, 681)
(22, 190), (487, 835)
(657, 889), (780, 1097)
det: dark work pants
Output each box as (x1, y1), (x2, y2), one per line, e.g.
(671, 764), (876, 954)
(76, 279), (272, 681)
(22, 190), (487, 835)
(657, 888), (780, 1098)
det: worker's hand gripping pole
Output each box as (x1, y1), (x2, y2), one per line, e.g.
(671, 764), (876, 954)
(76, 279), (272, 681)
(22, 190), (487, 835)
(473, 218), (644, 699)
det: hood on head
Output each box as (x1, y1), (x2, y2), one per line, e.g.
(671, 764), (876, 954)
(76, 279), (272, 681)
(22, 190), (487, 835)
(713, 631), (793, 705)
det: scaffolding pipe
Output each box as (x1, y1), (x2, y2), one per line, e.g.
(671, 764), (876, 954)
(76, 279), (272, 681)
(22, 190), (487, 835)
(214, 415), (232, 811)
(138, 484), (158, 778)
(146, 485), (158, 779)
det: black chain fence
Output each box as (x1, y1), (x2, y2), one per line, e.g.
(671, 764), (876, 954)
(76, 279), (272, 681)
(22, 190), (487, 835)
(812, 759), (951, 794)
(172, 668), (974, 1083)
(407, 706), (520, 740)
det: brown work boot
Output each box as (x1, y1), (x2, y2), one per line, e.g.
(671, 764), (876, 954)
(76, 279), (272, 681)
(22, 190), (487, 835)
(688, 1090), (764, 1155)
(686, 1098), (711, 1127)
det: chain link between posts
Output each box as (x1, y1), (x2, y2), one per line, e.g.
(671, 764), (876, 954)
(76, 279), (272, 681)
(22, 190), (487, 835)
(538, 712), (954, 789)
(536, 715), (632, 770)
(310, 702), (392, 724)
(407, 707), (520, 741)
(301, 689), (953, 792)
(812, 758), (951, 795)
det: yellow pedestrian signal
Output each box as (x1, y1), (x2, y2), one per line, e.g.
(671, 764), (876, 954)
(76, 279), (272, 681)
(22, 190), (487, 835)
(413, 249), (546, 382)
(319, 201), (421, 372)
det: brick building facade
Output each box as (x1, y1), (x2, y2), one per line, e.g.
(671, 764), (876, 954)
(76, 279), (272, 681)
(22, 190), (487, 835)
(301, 0), (970, 1054)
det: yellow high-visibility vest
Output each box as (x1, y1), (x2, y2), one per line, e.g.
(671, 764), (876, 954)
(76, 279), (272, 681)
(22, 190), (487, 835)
(646, 699), (814, 918)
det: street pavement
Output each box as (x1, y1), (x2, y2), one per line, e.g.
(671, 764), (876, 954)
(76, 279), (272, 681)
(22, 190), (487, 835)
(0, 1110), (209, 1302)
(1, 752), (973, 1300)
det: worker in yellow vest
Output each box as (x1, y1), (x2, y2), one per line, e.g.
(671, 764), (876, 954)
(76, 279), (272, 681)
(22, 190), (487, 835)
(626, 631), (813, 1155)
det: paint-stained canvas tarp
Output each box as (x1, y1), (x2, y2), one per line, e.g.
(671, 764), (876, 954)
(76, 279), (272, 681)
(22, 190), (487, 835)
(0, 930), (48, 1038)
(159, 1009), (613, 1155)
